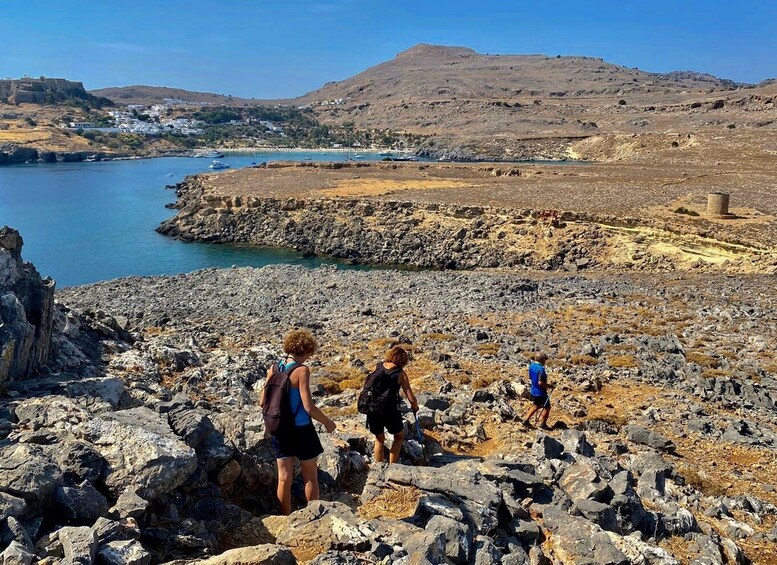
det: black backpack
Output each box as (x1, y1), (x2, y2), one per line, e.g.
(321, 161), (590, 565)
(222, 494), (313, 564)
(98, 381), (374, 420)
(262, 362), (303, 437)
(357, 363), (401, 415)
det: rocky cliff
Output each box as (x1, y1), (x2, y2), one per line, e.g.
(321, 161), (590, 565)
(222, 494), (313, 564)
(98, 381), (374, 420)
(0, 227), (56, 383)
(157, 175), (777, 274)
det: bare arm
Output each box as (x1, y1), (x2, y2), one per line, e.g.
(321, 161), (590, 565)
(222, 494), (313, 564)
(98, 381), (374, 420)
(297, 367), (336, 432)
(400, 372), (419, 412)
(259, 365), (274, 407)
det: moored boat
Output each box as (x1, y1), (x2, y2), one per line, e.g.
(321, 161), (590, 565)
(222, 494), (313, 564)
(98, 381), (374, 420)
(209, 160), (230, 170)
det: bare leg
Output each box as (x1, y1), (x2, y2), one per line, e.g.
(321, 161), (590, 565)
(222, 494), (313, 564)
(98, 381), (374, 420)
(539, 407), (551, 427)
(374, 433), (386, 463)
(389, 430), (405, 464)
(524, 404), (539, 423)
(299, 458), (320, 504)
(276, 458), (295, 515)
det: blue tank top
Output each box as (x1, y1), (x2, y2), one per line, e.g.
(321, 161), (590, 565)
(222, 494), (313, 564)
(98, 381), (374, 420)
(280, 360), (312, 427)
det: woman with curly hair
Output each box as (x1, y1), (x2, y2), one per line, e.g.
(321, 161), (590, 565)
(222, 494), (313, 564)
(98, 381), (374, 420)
(366, 346), (419, 464)
(260, 329), (336, 515)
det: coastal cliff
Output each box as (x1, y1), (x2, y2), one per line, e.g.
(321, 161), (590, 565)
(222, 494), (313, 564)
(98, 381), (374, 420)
(0, 227), (55, 381)
(158, 170), (777, 274)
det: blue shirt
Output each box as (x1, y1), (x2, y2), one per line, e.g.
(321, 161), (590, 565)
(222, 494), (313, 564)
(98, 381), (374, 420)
(280, 361), (312, 427)
(529, 362), (547, 397)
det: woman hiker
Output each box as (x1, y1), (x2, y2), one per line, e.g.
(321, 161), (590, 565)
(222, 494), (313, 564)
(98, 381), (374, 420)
(522, 352), (552, 430)
(260, 329), (336, 515)
(364, 346), (419, 464)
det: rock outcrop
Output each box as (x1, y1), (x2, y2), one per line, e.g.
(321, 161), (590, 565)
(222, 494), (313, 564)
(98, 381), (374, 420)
(0, 227), (55, 382)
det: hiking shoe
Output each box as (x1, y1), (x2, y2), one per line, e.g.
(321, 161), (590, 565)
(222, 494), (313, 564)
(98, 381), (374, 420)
(539, 423), (551, 431)
(521, 419), (533, 429)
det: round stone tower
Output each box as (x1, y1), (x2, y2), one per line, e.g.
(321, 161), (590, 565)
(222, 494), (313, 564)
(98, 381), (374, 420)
(706, 192), (730, 216)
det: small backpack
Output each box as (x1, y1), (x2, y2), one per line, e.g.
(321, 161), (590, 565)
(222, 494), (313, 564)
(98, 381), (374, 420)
(262, 361), (302, 437)
(357, 363), (401, 415)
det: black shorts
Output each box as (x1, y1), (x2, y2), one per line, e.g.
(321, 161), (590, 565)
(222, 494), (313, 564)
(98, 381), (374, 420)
(271, 423), (324, 461)
(531, 394), (550, 408)
(367, 410), (404, 436)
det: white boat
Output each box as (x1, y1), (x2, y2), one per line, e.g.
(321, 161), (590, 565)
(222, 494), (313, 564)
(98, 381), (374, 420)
(195, 150), (224, 158)
(209, 160), (230, 170)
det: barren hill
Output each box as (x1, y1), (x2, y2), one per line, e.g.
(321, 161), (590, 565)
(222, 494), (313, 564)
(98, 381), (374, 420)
(294, 44), (777, 160)
(90, 84), (274, 106)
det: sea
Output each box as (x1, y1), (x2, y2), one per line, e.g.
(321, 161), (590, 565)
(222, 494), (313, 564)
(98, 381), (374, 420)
(0, 151), (412, 287)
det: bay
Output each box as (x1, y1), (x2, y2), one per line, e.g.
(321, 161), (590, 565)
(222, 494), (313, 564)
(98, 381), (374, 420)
(0, 151), (399, 286)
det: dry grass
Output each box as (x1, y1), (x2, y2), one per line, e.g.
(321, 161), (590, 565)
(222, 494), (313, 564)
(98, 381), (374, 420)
(586, 413), (628, 428)
(358, 485), (422, 520)
(607, 354), (640, 369)
(571, 354), (599, 366)
(677, 463), (729, 497)
(686, 352), (721, 368)
(658, 534), (698, 565)
(476, 343), (501, 356)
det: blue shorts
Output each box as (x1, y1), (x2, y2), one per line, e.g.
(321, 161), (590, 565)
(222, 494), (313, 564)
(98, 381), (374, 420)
(271, 423), (324, 461)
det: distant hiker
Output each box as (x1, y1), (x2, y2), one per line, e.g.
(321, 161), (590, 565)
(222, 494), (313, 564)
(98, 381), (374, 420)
(522, 352), (552, 430)
(358, 346), (419, 464)
(260, 329), (336, 515)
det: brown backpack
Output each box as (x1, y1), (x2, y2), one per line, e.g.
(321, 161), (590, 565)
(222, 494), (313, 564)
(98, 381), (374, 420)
(262, 362), (303, 437)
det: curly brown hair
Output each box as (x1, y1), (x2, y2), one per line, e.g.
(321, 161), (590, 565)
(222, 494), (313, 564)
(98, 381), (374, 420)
(384, 346), (410, 368)
(283, 329), (318, 357)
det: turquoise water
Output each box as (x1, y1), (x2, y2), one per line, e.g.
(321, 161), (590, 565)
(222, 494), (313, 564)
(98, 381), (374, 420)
(0, 151), (397, 287)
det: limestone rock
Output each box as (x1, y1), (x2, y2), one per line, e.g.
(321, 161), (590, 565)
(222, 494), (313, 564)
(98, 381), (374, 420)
(96, 540), (152, 565)
(0, 226), (56, 382)
(0, 540), (34, 565)
(0, 443), (62, 509)
(625, 425), (676, 453)
(275, 501), (374, 560)
(52, 482), (109, 523)
(58, 526), (98, 565)
(73, 407), (197, 499)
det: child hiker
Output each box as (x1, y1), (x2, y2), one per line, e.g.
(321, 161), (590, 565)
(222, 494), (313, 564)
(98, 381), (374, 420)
(522, 352), (552, 430)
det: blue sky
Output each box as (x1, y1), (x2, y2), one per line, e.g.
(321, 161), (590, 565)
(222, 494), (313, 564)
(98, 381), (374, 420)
(1, 0), (775, 98)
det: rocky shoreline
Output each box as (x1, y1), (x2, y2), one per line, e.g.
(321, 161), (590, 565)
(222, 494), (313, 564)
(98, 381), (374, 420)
(157, 170), (777, 274)
(2, 224), (777, 564)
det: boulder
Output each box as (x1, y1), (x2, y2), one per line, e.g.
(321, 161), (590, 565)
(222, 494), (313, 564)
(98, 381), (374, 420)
(533, 433), (565, 460)
(625, 425), (676, 453)
(109, 490), (148, 520)
(560, 430), (595, 457)
(362, 461), (506, 532)
(543, 508), (629, 565)
(425, 515), (472, 564)
(560, 458), (611, 502)
(0, 540), (34, 565)
(96, 540), (151, 565)
(55, 441), (107, 484)
(52, 482), (109, 523)
(401, 530), (447, 565)
(0, 492), (27, 522)
(575, 499), (618, 532)
(194, 544), (295, 565)
(275, 501), (375, 560)
(0, 443), (62, 509)
(73, 407), (197, 499)
(58, 526), (98, 565)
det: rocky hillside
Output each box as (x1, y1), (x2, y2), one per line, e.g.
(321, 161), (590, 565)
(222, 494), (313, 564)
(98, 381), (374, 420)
(1, 227), (776, 563)
(293, 44), (776, 160)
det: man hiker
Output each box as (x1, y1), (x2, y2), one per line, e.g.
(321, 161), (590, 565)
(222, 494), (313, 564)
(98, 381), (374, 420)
(522, 352), (552, 430)
(359, 346), (419, 464)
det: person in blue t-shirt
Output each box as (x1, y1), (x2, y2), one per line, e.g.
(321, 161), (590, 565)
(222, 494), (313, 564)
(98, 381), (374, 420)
(522, 352), (552, 430)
